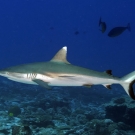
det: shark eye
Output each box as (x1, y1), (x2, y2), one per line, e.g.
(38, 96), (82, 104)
(6, 72), (9, 75)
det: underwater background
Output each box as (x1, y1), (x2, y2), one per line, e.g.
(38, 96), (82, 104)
(0, 0), (135, 135)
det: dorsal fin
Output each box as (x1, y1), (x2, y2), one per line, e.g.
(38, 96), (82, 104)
(105, 70), (112, 75)
(51, 46), (70, 64)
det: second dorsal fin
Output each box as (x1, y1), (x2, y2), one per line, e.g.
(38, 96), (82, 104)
(105, 70), (112, 75)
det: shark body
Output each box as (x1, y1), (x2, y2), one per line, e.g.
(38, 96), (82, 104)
(0, 46), (135, 100)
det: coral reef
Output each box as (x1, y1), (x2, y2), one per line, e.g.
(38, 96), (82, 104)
(8, 106), (21, 117)
(0, 80), (135, 134)
(105, 96), (135, 129)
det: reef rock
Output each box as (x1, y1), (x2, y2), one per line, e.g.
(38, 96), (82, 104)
(105, 96), (135, 129)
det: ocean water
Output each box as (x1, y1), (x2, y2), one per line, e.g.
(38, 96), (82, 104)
(0, 0), (135, 135)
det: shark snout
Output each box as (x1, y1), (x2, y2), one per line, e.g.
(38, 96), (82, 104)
(0, 71), (10, 78)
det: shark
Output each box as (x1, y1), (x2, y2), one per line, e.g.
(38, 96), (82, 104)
(0, 46), (135, 100)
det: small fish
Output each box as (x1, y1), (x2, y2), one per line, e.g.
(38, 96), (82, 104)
(74, 31), (79, 35)
(108, 23), (131, 37)
(49, 27), (54, 30)
(99, 17), (106, 33)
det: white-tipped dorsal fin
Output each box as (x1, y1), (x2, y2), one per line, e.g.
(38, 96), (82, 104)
(51, 46), (70, 64)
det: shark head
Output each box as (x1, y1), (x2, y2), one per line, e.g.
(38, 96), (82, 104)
(0, 70), (35, 84)
(0, 71), (9, 78)
(0, 46), (70, 86)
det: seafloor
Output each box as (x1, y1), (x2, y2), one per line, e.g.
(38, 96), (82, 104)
(0, 77), (135, 135)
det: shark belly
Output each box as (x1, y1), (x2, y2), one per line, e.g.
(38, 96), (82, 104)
(48, 75), (121, 86)
(49, 79), (84, 86)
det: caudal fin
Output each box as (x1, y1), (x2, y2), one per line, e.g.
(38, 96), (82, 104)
(120, 71), (135, 100)
(99, 17), (102, 26)
(127, 23), (131, 31)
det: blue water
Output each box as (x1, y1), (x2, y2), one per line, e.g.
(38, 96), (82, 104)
(0, 1), (135, 134)
(0, 0), (134, 77)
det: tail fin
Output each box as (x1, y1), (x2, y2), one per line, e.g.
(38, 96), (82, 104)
(99, 17), (102, 26)
(127, 23), (131, 31)
(120, 71), (135, 100)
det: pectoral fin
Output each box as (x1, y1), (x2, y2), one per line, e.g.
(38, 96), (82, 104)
(33, 79), (51, 89)
(83, 84), (92, 88)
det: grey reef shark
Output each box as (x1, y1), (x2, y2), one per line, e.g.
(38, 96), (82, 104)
(0, 46), (135, 100)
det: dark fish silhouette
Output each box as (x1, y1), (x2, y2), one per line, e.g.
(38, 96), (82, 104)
(108, 23), (131, 37)
(74, 31), (79, 35)
(49, 27), (54, 30)
(99, 17), (106, 33)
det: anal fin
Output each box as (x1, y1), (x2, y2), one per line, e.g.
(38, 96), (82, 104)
(33, 79), (51, 89)
(103, 84), (111, 89)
